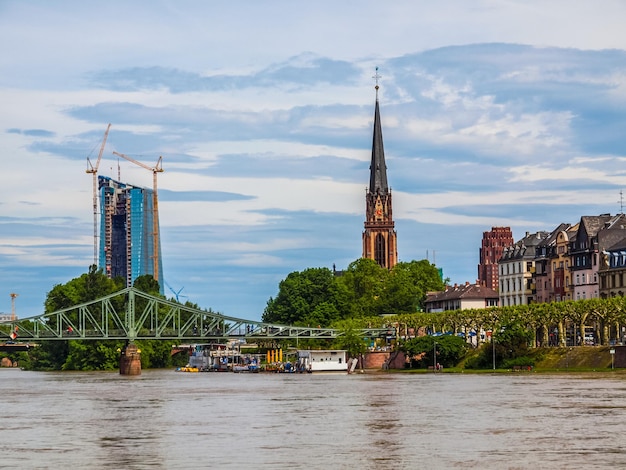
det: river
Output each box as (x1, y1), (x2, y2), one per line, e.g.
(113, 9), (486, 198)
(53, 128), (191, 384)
(1, 369), (625, 469)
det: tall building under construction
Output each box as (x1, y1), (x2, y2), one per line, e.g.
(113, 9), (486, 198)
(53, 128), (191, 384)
(98, 175), (163, 291)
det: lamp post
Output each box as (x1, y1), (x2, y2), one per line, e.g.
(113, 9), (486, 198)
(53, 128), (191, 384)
(492, 330), (496, 370)
(433, 341), (437, 372)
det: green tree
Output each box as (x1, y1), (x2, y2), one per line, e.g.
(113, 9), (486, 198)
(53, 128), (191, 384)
(382, 260), (445, 313)
(332, 319), (370, 358)
(133, 274), (161, 295)
(337, 258), (388, 317)
(401, 334), (467, 369)
(263, 267), (346, 326)
(35, 266), (121, 370)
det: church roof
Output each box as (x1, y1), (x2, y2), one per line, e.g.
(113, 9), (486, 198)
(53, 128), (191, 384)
(369, 95), (389, 194)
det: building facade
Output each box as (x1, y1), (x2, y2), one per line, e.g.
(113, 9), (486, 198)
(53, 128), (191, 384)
(570, 215), (617, 301)
(362, 81), (397, 269)
(98, 175), (163, 291)
(599, 238), (626, 298)
(499, 231), (548, 306)
(424, 281), (499, 313)
(478, 226), (513, 291)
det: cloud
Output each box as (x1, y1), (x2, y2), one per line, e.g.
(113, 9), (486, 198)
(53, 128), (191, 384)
(87, 54), (362, 93)
(3, 0), (626, 319)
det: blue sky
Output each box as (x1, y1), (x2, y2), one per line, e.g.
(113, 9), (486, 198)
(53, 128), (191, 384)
(2, 1), (626, 320)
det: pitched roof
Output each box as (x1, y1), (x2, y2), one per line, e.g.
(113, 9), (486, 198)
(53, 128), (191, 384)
(580, 214), (614, 238)
(425, 282), (499, 303)
(500, 231), (550, 262)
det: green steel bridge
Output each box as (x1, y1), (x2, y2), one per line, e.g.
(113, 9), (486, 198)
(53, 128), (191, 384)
(0, 287), (389, 344)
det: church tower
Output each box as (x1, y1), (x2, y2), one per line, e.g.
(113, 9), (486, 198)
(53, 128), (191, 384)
(362, 69), (398, 269)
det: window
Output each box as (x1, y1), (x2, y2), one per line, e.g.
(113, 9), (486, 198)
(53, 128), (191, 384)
(374, 233), (386, 268)
(576, 274), (580, 285)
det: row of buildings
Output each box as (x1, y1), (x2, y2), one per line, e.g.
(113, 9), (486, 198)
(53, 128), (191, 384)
(425, 214), (626, 313)
(497, 213), (626, 307)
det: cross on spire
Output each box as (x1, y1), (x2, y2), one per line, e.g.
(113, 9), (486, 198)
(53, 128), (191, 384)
(373, 67), (381, 100)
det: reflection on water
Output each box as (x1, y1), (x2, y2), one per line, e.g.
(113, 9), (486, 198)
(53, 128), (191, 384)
(1, 369), (625, 469)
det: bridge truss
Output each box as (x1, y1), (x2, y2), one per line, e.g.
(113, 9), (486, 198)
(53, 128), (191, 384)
(0, 287), (388, 343)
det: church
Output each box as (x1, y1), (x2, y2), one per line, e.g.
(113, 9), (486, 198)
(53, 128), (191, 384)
(362, 73), (398, 269)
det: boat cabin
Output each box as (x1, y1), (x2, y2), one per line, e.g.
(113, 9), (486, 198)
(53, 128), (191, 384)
(297, 349), (348, 372)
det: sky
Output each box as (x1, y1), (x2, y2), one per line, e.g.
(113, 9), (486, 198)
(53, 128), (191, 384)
(2, 1), (626, 321)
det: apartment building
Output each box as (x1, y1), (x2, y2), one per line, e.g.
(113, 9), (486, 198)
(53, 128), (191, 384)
(499, 231), (548, 306)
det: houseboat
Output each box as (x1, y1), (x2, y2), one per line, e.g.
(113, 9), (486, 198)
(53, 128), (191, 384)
(296, 349), (348, 372)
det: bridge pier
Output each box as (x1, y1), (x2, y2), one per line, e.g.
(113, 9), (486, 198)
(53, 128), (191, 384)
(119, 343), (141, 375)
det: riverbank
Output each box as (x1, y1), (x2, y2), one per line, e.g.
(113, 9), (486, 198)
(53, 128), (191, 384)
(382, 345), (624, 374)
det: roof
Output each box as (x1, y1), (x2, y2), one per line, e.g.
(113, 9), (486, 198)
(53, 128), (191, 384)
(500, 231), (550, 262)
(425, 282), (499, 303)
(580, 214), (615, 239)
(369, 98), (389, 194)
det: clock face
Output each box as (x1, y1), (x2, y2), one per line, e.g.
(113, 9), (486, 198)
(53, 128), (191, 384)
(375, 201), (383, 218)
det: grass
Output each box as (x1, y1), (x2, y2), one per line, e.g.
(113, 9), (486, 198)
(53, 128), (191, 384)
(387, 345), (623, 373)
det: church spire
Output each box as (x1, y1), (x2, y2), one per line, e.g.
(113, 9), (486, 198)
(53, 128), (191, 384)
(362, 68), (397, 269)
(369, 67), (388, 195)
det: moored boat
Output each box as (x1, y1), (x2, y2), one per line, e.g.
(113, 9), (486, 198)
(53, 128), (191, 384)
(176, 365), (199, 372)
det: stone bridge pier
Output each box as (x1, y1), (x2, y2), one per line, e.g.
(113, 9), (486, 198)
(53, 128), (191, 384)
(119, 343), (141, 375)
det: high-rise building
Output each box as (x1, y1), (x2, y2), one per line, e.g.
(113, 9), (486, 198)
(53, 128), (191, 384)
(478, 226), (513, 291)
(362, 75), (398, 269)
(98, 175), (163, 292)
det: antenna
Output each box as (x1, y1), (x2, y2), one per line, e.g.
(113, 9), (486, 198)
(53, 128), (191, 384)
(620, 190), (624, 214)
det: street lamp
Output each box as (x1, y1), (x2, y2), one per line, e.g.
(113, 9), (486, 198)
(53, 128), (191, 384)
(491, 330), (496, 370)
(433, 341), (437, 372)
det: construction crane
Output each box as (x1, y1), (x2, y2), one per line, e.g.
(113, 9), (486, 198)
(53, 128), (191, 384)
(10, 293), (18, 321)
(112, 151), (164, 283)
(86, 124), (112, 266)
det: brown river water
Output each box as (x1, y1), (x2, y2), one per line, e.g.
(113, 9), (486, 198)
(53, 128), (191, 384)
(1, 369), (625, 469)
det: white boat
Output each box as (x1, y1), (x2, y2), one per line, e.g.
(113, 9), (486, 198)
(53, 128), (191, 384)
(296, 350), (348, 372)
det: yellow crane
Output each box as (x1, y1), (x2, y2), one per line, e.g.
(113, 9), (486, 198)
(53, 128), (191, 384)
(112, 151), (164, 283)
(86, 124), (112, 266)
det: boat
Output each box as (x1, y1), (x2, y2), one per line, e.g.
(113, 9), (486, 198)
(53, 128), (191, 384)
(296, 350), (348, 372)
(175, 365), (199, 372)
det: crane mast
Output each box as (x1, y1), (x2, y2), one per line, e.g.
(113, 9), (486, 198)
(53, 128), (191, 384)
(86, 124), (111, 266)
(112, 151), (164, 283)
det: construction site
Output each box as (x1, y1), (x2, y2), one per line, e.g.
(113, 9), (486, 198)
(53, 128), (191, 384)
(88, 125), (165, 293)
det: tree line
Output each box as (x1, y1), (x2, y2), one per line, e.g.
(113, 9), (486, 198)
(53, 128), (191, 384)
(5, 256), (623, 370)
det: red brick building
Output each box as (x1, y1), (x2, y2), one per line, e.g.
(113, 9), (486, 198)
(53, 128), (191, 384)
(478, 226), (513, 291)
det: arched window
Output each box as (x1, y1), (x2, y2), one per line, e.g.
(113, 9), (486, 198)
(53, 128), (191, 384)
(375, 233), (386, 268)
